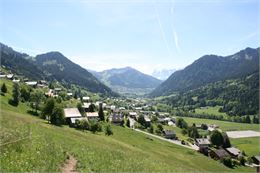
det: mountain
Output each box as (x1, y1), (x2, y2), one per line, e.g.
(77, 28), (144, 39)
(0, 43), (45, 80)
(0, 43), (116, 96)
(91, 67), (162, 96)
(152, 69), (176, 80)
(34, 52), (116, 96)
(150, 47), (260, 97)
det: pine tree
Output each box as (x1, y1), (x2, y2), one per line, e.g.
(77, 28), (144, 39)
(11, 83), (20, 106)
(1, 83), (7, 93)
(98, 103), (105, 121)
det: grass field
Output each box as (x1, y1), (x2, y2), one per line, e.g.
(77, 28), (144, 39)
(231, 137), (260, 157)
(195, 106), (227, 117)
(0, 79), (254, 172)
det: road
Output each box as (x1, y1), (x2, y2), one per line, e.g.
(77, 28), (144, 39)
(133, 128), (199, 151)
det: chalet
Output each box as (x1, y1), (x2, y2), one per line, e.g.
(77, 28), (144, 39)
(168, 121), (175, 126)
(110, 113), (124, 125)
(25, 81), (37, 87)
(209, 149), (230, 160)
(54, 88), (62, 94)
(6, 74), (14, 80)
(86, 112), (99, 121)
(119, 107), (126, 110)
(195, 138), (211, 152)
(12, 79), (20, 83)
(225, 147), (241, 158)
(64, 108), (82, 124)
(0, 74), (6, 78)
(111, 105), (116, 111)
(163, 130), (176, 139)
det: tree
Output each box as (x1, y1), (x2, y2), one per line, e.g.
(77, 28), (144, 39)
(89, 120), (102, 133)
(222, 157), (233, 168)
(176, 118), (188, 129)
(181, 129), (188, 135)
(98, 103), (105, 121)
(89, 103), (96, 112)
(105, 124), (113, 136)
(148, 125), (154, 134)
(80, 119), (89, 131)
(188, 126), (199, 139)
(126, 118), (130, 128)
(137, 115), (146, 127)
(41, 98), (55, 121)
(11, 83), (20, 106)
(20, 85), (30, 102)
(50, 104), (64, 126)
(77, 102), (85, 115)
(222, 132), (231, 148)
(253, 115), (259, 124)
(210, 130), (224, 147)
(30, 90), (44, 114)
(155, 123), (163, 134)
(245, 115), (251, 124)
(1, 83), (7, 94)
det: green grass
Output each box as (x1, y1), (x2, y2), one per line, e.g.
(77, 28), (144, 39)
(0, 79), (255, 172)
(195, 106), (227, 117)
(231, 137), (260, 157)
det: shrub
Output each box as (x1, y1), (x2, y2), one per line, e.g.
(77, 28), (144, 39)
(222, 157), (233, 168)
(1, 83), (7, 93)
(105, 124), (113, 136)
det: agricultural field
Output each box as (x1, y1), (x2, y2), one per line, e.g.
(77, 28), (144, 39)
(231, 137), (260, 157)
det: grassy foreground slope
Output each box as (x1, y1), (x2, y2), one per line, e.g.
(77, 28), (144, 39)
(0, 81), (253, 172)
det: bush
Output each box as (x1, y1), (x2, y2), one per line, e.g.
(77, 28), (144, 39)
(89, 120), (102, 133)
(1, 83), (7, 94)
(50, 104), (64, 126)
(222, 157), (233, 168)
(105, 124), (113, 136)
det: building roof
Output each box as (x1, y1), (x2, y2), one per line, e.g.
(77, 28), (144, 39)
(82, 96), (90, 100)
(144, 116), (151, 122)
(252, 155), (260, 162)
(67, 93), (73, 96)
(64, 108), (82, 118)
(111, 113), (124, 123)
(163, 130), (175, 136)
(129, 112), (137, 116)
(70, 117), (88, 124)
(225, 147), (241, 156)
(195, 138), (211, 145)
(25, 81), (37, 86)
(86, 112), (99, 118)
(212, 149), (230, 158)
(6, 74), (14, 78)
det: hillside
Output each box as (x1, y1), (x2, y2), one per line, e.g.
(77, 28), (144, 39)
(91, 67), (162, 96)
(35, 52), (116, 96)
(0, 43), (116, 96)
(150, 47), (259, 97)
(0, 79), (252, 172)
(152, 69), (176, 80)
(0, 43), (45, 80)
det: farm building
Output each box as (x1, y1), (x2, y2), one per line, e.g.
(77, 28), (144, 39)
(64, 108), (82, 124)
(110, 113), (124, 125)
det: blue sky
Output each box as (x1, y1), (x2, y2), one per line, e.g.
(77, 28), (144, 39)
(1, 0), (259, 74)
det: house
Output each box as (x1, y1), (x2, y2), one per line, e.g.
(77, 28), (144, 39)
(144, 116), (151, 126)
(225, 147), (241, 158)
(195, 138), (211, 152)
(82, 96), (90, 101)
(0, 74), (6, 78)
(64, 108), (82, 124)
(6, 74), (14, 80)
(12, 79), (20, 83)
(110, 113), (124, 125)
(86, 112), (99, 121)
(67, 92), (73, 97)
(119, 107), (126, 110)
(209, 149), (230, 160)
(129, 112), (138, 119)
(45, 89), (54, 97)
(163, 130), (176, 139)
(208, 124), (219, 131)
(54, 88), (62, 94)
(110, 105), (116, 111)
(25, 81), (38, 87)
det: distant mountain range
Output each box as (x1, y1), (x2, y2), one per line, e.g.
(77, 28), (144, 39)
(150, 47), (259, 97)
(90, 67), (162, 96)
(152, 69), (176, 80)
(0, 43), (116, 96)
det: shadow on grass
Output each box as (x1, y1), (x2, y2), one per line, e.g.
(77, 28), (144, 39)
(8, 99), (18, 107)
(27, 110), (39, 116)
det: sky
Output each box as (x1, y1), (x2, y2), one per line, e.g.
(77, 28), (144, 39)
(1, 0), (259, 75)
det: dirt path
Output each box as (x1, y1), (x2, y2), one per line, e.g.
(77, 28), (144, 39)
(61, 155), (78, 173)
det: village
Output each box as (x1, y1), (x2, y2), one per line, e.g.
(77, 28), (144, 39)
(1, 71), (260, 172)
